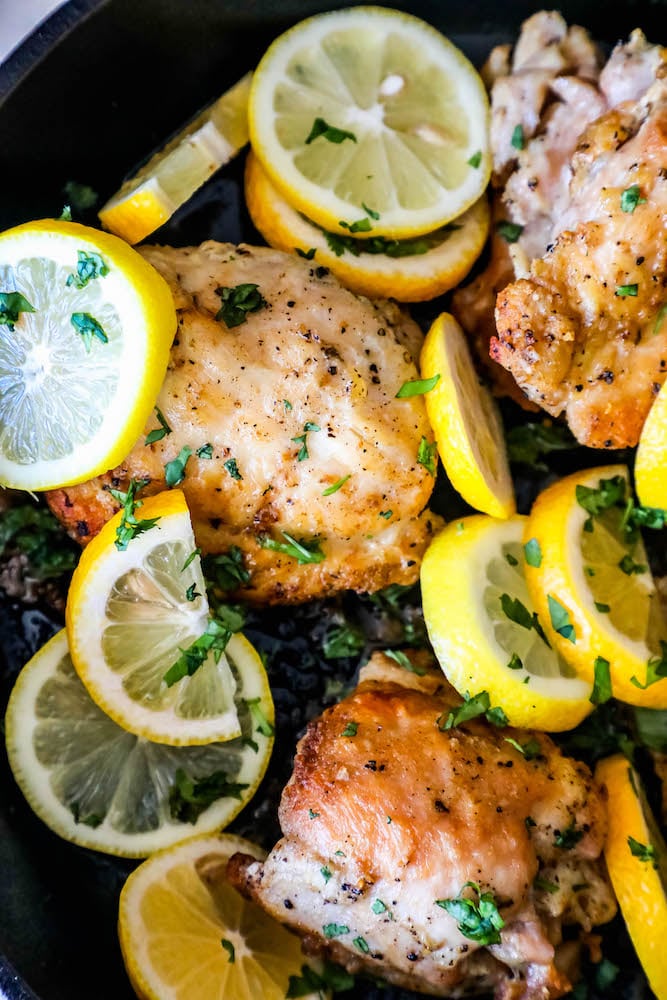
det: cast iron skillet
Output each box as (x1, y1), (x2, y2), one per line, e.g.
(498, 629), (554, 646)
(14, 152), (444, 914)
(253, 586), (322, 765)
(0, 2), (662, 998)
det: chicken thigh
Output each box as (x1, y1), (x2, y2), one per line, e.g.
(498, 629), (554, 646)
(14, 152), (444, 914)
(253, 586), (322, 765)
(47, 243), (438, 603)
(228, 653), (616, 998)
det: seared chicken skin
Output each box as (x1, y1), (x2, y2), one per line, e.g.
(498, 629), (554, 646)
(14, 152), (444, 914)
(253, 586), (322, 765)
(228, 654), (616, 998)
(47, 243), (439, 603)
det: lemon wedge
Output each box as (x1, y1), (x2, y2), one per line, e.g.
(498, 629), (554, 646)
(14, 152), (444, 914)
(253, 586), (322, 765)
(5, 630), (273, 857)
(0, 220), (175, 491)
(244, 150), (489, 302)
(99, 73), (252, 244)
(421, 515), (593, 731)
(420, 312), (515, 518)
(524, 466), (667, 708)
(66, 489), (269, 745)
(595, 755), (667, 1000)
(119, 833), (321, 1000)
(635, 381), (667, 509)
(248, 7), (490, 239)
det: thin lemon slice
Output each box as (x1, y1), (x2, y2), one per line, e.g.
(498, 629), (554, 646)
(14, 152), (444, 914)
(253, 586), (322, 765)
(0, 220), (175, 490)
(99, 73), (252, 244)
(66, 489), (266, 745)
(525, 466), (667, 708)
(420, 312), (515, 518)
(5, 631), (273, 857)
(635, 380), (667, 508)
(119, 833), (321, 1000)
(248, 7), (490, 239)
(421, 515), (593, 731)
(595, 756), (667, 1000)
(244, 150), (489, 302)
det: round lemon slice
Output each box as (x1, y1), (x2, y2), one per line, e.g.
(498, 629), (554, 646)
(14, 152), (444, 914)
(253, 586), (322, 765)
(635, 381), (667, 509)
(420, 312), (515, 518)
(99, 72), (252, 245)
(524, 466), (667, 708)
(119, 833), (322, 1000)
(595, 755), (667, 1000)
(66, 489), (266, 745)
(5, 630), (273, 857)
(244, 150), (490, 302)
(248, 7), (490, 239)
(420, 515), (593, 731)
(0, 220), (175, 491)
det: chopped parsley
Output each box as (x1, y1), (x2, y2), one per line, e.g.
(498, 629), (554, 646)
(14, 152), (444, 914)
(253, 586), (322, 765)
(523, 538), (542, 567)
(308, 809), (319, 819)
(554, 820), (584, 849)
(595, 602), (610, 613)
(627, 836), (658, 866)
(246, 697), (275, 737)
(224, 457), (242, 480)
(371, 899), (388, 914)
(320, 866), (332, 882)
(533, 876), (559, 894)
(220, 939), (235, 963)
(203, 546), (250, 591)
(0, 502), (77, 579)
(292, 421), (321, 461)
(305, 117), (357, 145)
(620, 185), (645, 213)
(321, 222), (458, 259)
(341, 721), (358, 737)
(500, 593), (549, 645)
(362, 203), (380, 220)
(163, 611), (242, 687)
(145, 406), (172, 445)
(547, 595), (576, 643)
(109, 478), (160, 551)
(286, 962), (355, 997)
(70, 311), (108, 351)
(339, 216), (372, 234)
(590, 657), (612, 705)
(417, 436), (438, 476)
(496, 220), (523, 243)
(257, 530), (324, 564)
(185, 583), (200, 602)
(0, 291), (35, 330)
(196, 443), (213, 459)
(437, 690), (508, 730)
(164, 446), (193, 487)
(323, 623), (364, 660)
(436, 883), (504, 945)
(181, 547), (201, 572)
(506, 421), (576, 471)
(618, 554), (646, 575)
(396, 374), (440, 398)
(615, 283), (638, 297)
(322, 474), (350, 496)
(353, 936), (370, 953)
(66, 250), (109, 289)
(169, 767), (248, 823)
(510, 124), (524, 150)
(295, 247), (316, 260)
(504, 737), (542, 760)
(322, 923), (349, 939)
(384, 648), (426, 675)
(379, 509), (393, 519)
(215, 283), (267, 328)
(507, 653), (523, 670)
(631, 640), (667, 690)
(467, 150), (482, 168)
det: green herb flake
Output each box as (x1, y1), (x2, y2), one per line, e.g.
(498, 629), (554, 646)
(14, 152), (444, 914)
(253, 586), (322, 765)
(500, 593), (550, 644)
(533, 876), (559, 894)
(257, 530), (324, 565)
(145, 406), (172, 445)
(575, 476), (627, 519)
(496, 220), (523, 243)
(341, 721), (358, 738)
(506, 421), (576, 470)
(396, 374), (440, 398)
(615, 283), (638, 297)
(197, 443), (213, 459)
(322, 923), (349, 939)
(283, 399), (293, 411)
(554, 820), (584, 850)
(417, 436), (438, 476)
(436, 882), (504, 945)
(286, 962), (355, 998)
(168, 767), (248, 823)
(590, 657), (613, 705)
(322, 474), (350, 496)
(295, 247), (316, 260)
(594, 602), (610, 613)
(203, 546), (250, 591)
(371, 899), (387, 914)
(631, 640), (667, 690)
(353, 936), (370, 954)
(224, 457), (243, 480)
(620, 185), (646, 213)
(618, 554), (646, 575)
(164, 445), (194, 487)
(305, 118), (357, 145)
(507, 653), (523, 670)
(71, 312), (108, 352)
(505, 736), (543, 760)
(547, 595), (576, 643)
(627, 836), (658, 867)
(164, 614), (242, 687)
(220, 939), (236, 963)
(59, 205), (72, 221)
(379, 509), (393, 519)
(505, 552), (519, 566)
(384, 648), (426, 675)
(0, 503), (77, 580)
(322, 623), (364, 660)
(308, 809), (319, 820)
(510, 124), (524, 150)
(320, 865), (332, 882)
(523, 538), (542, 567)
(467, 150), (482, 168)
(185, 583), (201, 602)
(292, 422), (321, 461)
(0, 291), (35, 331)
(109, 478), (160, 551)
(215, 283), (267, 328)
(340, 216), (372, 234)
(66, 249), (109, 289)
(438, 690), (508, 731)
(246, 697), (275, 737)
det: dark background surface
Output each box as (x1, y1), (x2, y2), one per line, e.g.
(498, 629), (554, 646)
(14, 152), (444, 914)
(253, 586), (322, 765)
(0, 1), (663, 998)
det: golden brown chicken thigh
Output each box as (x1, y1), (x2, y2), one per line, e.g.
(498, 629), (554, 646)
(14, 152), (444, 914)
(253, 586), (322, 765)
(228, 654), (616, 998)
(47, 243), (439, 603)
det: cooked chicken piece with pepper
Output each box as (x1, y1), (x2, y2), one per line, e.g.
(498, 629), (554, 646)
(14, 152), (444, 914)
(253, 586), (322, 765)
(493, 78), (667, 448)
(228, 653), (616, 999)
(47, 242), (438, 604)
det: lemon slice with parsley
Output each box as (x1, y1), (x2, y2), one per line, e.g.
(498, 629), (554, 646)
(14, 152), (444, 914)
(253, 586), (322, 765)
(420, 312), (515, 518)
(99, 72), (251, 244)
(524, 466), (667, 708)
(244, 150), (489, 302)
(66, 489), (269, 745)
(248, 7), (490, 239)
(420, 515), (593, 732)
(5, 630), (274, 857)
(595, 755), (667, 1000)
(0, 220), (175, 491)
(119, 833), (326, 1000)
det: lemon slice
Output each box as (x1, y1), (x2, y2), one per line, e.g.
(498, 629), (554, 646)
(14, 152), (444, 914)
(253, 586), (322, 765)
(0, 220), (175, 491)
(244, 149), (490, 302)
(635, 381), (667, 509)
(99, 73), (252, 244)
(66, 489), (267, 745)
(420, 312), (515, 518)
(596, 755), (667, 1000)
(5, 630), (273, 857)
(119, 833), (321, 1000)
(248, 7), (490, 239)
(420, 515), (593, 731)
(525, 466), (667, 708)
